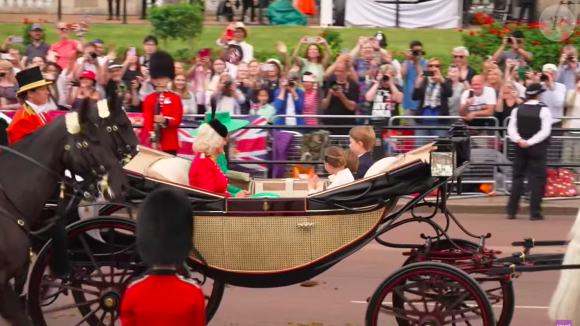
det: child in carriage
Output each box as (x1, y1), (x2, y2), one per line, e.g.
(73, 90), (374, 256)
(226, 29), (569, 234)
(308, 146), (355, 194)
(348, 126), (376, 179)
(120, 188), (206, 326)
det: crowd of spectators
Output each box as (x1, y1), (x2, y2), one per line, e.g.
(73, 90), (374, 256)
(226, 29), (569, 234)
(0, 22), (579, 140)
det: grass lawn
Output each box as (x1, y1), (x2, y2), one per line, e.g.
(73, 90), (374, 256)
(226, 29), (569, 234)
(0, 23), (463, 59)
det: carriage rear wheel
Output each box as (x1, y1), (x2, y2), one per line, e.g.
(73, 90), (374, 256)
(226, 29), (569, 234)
(399, 239), (514, 326)
(27, 216), (225, 326)
(365, 262), (496, 326)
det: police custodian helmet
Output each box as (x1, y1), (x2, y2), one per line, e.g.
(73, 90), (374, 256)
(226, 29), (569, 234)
(136, 188), (193, 266)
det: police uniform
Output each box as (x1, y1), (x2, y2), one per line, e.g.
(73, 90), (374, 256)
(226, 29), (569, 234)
(506, 83), (552, 220)
(120, 188), (206, 326)
(6, 66), (52, 144)
(142, 51), (183, 155)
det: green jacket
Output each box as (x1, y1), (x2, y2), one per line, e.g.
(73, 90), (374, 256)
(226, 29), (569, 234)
(216, 153), (241, 196)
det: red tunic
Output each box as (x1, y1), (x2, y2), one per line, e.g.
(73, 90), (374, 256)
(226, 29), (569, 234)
(142, 91), (183, 151)
(6, 105), (49, 145)
(188, 153), (231, 197)
(120, 269), (206, 326)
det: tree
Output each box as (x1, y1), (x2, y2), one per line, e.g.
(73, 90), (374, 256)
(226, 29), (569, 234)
(148, 2), (204, 50)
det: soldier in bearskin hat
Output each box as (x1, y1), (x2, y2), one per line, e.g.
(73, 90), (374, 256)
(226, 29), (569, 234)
(142, 50), (183, 154)
(120, 188), (206, 325)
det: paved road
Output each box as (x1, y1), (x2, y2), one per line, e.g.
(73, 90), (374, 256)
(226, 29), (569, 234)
(2, 213), (574, 326)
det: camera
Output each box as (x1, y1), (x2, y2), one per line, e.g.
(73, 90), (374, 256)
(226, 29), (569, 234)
(223, 80), (232, 87)
(0, 72), (5, 78)
(423, 70), (434, 77)
(506, 37), (513, 44)
(381, 75), (390, 82)
(71, 80), (80, 87)
(89, 52), (97, 59)
(411, 49), (421, 56)
(540, 74), (549, 82)
(331, 84), (342, 91)
(288, 80), (296, 87)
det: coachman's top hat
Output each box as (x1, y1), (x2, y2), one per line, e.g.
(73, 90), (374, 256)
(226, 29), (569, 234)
(16, 66), (51, 95)
(136, 188), (193, 266)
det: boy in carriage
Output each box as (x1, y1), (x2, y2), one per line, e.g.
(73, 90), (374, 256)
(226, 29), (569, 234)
(120, 188), (206, 326)
(348, 126), (376, 179)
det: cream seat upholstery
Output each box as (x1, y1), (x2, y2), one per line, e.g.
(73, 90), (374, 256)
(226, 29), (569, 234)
(146, 157), (192, 186)
(364, 143), (436, 178)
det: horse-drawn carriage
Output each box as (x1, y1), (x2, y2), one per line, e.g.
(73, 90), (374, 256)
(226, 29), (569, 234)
(10, 117), (576, 326)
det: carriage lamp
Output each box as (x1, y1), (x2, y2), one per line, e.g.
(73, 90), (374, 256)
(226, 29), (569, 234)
(430, 139), (456, 177)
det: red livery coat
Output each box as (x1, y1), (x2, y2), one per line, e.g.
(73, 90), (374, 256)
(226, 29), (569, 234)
(120, 269), (206, 326)
(142, 91), (183, 151)
(188, 153), (232, 197)
(6, 105), (49, 144)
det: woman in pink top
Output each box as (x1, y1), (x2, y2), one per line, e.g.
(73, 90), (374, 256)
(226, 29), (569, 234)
(48, 22), (81, 69)
(301, 72), (319, 126)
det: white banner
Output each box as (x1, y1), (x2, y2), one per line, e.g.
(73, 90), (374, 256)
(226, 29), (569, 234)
(345, 0), (459, 29)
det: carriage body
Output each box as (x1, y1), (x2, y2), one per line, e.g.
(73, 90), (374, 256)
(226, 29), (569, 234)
(30, 124), (510, 326)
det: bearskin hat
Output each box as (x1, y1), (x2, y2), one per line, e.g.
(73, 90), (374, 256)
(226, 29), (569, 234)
(136, 187), (193, 266)
(149, 50), (175, 80)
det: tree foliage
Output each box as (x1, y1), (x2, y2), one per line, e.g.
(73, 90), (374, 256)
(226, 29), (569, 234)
(147, 2), (204, 49)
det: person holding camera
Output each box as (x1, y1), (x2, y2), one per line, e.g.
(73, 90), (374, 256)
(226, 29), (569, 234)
(210, 73), (246, 116)
(556, 45), (580, 91)
(364, 64), (402, 120)
(459, 75), (496, 124)
(73, 42), (105, 97)
(410, 57), (452, 144)
(491, 31), (532, 71)
(66, 70), (101, 108)
(532, 64), (566, 129)
(321, 62), (359, 135)
(272, 71), (305, 126)
(402, 40), (427, 122)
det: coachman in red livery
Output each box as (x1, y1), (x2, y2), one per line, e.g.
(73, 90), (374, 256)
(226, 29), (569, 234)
(6, 66), (52, 144)
(141, 51), (183, 155)
(120, 188), (206, 326)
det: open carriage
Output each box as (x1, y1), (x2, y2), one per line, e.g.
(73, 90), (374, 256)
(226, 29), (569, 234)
(27, 121), (532, 326)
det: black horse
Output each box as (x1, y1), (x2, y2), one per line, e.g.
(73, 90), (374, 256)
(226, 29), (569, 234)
(0, 98), (127, 326)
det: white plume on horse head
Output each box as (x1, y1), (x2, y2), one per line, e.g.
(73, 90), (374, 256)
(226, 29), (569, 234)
(548, 207), (580, 323)
(97, 99), (110, 119)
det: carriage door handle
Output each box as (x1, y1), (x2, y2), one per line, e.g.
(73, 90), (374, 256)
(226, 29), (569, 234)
(297, 222), (315, 229)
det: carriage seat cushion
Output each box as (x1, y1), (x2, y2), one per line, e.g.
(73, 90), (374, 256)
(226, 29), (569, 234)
(145, 157), (192, 186)
(363, 143), (436, 178)
(364, 157), (402, 178)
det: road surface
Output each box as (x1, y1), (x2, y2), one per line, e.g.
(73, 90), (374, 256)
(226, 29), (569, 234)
(2, 212), (574, 326)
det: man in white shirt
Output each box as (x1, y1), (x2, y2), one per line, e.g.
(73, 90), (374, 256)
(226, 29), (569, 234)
(539, 63), (566, 126)
(506, 83), (552, 221)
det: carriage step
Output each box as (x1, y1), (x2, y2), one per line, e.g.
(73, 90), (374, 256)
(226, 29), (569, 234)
(511, 238), (568, 248)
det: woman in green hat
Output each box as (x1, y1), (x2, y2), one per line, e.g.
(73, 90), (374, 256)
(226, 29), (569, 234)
(190, 111), (250, 197)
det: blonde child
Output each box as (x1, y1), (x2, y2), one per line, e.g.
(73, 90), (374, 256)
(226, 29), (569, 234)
(308, 146), (354, 194)
(349, 126), (376, 179)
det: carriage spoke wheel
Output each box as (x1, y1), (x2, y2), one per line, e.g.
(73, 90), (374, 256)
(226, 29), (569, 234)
(365, 262), (496, 326)
(401, 239), (514, 326)
(27, 217), (225, 326)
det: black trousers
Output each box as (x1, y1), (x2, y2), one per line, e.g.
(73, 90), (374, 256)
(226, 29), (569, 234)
(518, 2), (535, 23)
(507, 144), (547, 218)
(108, 0), (120, 18)
(164, 149), (178, 155)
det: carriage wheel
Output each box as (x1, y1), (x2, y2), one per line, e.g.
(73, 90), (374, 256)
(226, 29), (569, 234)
(399, 239), (514, 326)
(27, 216), (225, 326)
(365, 262), (496, 326)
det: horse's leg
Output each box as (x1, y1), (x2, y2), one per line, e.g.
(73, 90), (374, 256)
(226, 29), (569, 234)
(0, 271), (31, 326)
(14, 260), (30, 312)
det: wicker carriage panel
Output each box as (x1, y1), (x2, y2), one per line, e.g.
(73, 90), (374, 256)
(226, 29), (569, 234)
(192, 217), (226, 267)
(193, 216), (312, 272)
(310, 208), (385, 260)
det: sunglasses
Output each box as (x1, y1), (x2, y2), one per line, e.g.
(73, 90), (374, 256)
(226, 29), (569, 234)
(428, 64), (440, 68)
(454, 55), (464, 59)
(59, 28), (68, 31)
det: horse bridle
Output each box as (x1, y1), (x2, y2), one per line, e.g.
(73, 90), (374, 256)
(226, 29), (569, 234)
(0, 136), (114, 234)
(100, 116), (135, 165)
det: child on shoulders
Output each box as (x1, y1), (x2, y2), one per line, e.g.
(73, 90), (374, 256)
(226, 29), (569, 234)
(308, 146), (354, 194)
(250, 88), (276, 122)
(348, 126), (376, 179)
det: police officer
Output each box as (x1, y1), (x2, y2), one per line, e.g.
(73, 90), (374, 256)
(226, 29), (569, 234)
(506, 83), (552, 220)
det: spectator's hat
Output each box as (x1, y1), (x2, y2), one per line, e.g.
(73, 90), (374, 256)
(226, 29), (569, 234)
(149, 50), (175, 80)
(190, 111), (248, 136)
(233, 22), (249, 38)
(525, 83), (545, 96)
(15, 66), (51, 95)
(79, 70), (96, 81)
(542, 63), (558, 73)
(266, 58), (283, 71)
(29, 23), (43, 31)
(107, 60), (123, 70)
(136, 188), (193, 266)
